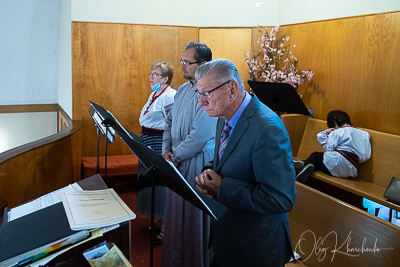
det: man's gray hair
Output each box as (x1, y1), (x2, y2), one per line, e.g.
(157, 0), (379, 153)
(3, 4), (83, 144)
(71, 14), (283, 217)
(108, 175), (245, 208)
(195, 58), (244, 90)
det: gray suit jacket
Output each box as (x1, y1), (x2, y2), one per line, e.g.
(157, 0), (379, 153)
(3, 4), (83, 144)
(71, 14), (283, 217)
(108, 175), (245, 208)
(208, 94), (296, 267)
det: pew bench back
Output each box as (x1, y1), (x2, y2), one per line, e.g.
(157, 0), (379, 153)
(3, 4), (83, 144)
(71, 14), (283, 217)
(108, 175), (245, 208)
(282, 115), (400, 211)
(297, 118), (400, 187)
(289, 182), (400, 266)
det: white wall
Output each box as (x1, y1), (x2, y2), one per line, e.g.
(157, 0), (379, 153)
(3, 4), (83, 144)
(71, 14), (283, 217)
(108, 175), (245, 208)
(278, 0), (400, 25)
(58, 0), (72, 117)
(0, 112), (57, 153)
(0, 0), (60, 105)
(71, 0), (400, 27)
(71, 0), (280, 27)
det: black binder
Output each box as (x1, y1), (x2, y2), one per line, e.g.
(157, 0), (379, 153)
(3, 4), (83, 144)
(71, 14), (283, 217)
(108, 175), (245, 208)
(0, 202), (89, 266)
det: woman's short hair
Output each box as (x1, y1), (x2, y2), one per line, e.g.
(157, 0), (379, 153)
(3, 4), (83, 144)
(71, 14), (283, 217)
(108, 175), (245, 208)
(327, 110), (352, 128)
(151, 61), (173, 85)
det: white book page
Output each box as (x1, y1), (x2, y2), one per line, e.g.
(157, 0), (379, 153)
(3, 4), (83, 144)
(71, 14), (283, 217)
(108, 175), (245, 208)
(60, 189), (136, 230)
(8, 183), (83, 222)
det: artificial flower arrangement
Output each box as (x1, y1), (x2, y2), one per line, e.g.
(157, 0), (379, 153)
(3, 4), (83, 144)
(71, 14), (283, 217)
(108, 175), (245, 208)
(245, 26), (314, 88)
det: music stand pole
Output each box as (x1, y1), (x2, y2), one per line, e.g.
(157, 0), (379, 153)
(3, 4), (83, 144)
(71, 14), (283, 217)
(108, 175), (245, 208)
(102, 121), (113, 179)
(142, 164), (160, 267)
(150, 174), (155, 267)
(96, 128), (100, 174)
(104, 128), (108, 179)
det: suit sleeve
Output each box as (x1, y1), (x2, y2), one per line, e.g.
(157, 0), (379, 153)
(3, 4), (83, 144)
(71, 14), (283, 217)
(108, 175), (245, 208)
(218, 121), (297, 215)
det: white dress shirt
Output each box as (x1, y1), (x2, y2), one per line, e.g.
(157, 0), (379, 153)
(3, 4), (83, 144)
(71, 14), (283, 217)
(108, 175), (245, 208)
(139, 87), (176, 130)
(317, 127), (371, 178)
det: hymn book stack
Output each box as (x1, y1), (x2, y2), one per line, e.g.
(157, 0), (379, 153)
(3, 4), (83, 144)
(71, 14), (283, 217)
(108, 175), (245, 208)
(0, 202), (89, 267)
(0, 186), (136, 267)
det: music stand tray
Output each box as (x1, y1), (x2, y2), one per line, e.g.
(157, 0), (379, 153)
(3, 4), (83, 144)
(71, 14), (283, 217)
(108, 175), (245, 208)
(248, 81), (312, 116)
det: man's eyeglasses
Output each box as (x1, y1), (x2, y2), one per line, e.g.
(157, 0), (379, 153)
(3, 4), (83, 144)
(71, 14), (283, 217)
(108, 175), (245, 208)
(149, 72), (163, 78)
(195, 80), (232, 99)
(180, 59), (200, 66)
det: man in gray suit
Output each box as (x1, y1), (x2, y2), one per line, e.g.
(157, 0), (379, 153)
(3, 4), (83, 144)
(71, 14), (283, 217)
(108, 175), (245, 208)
(194, 58), (297, 267)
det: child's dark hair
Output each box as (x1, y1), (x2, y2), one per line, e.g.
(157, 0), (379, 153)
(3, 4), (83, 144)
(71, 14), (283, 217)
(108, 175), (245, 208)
(327, 110), (352, 128)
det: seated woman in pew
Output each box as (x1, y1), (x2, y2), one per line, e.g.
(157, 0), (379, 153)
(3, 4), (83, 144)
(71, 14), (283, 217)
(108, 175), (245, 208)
(294, 110), (371, 183)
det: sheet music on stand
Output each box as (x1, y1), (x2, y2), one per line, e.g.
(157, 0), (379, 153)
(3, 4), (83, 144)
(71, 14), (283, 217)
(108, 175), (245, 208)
(89, 104), (116, 144)
(89, 101), (141, 143)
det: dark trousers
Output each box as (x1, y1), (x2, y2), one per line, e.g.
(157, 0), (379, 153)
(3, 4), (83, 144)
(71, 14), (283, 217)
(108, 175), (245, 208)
(305, 152), (332, 176)
(210, 256), (219, 267)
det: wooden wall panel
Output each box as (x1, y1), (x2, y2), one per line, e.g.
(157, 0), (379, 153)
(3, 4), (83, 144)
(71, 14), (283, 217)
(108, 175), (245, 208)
(73, 11), (400, 159)
(72, 22), (198, 157)
(270, 11), (400, 135)
(199, 28), (252, 91)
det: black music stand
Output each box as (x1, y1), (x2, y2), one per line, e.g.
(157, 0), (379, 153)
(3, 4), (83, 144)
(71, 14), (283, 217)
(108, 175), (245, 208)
(248, 81), (312, 116)
(88, 101), (141, 178)
(116, 130), (227, 267)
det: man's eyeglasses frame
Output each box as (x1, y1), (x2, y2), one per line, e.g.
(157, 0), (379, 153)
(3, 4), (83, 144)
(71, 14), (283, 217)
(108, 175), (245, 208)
(180, 59), (201, 66)
(195, 80), (232, 99)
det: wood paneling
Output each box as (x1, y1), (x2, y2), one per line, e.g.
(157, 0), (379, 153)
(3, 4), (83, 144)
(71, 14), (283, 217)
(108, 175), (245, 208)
(271, 11), (400, 135)
(198, 13), (400, 136)
(0, 104), (59, 113)
(199, 28), (252, 91)
(72, 22), (198, 157)
(72, 11), (400, 158)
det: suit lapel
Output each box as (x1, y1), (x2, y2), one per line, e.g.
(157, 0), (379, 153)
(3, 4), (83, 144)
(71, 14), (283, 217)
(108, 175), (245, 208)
(216, 95), (259, 171)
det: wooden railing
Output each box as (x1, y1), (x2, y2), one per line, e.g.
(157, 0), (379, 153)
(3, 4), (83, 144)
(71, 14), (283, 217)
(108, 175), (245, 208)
(0, 104), (82, 208)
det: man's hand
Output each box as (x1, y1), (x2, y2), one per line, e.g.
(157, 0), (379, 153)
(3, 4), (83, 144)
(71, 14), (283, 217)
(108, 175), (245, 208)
(195, 169), (222, 199)
(163, 152), (178, 167)
(195, 170), (210, 196)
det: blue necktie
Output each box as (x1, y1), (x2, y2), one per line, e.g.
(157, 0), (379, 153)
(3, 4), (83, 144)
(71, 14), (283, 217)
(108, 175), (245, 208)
(219, 122), (232, 159)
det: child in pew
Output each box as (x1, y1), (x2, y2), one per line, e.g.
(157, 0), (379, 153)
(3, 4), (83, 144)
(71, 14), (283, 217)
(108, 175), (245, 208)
(294, 110), (371, 183)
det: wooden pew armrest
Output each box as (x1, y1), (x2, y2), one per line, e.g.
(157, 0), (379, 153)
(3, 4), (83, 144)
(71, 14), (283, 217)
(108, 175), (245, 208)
(281, 114), (310, 157)
(310, 172), (400, 211)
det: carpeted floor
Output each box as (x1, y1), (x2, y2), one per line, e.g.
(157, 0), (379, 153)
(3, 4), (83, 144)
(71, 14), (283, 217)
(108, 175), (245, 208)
(112, 181), (162, 267)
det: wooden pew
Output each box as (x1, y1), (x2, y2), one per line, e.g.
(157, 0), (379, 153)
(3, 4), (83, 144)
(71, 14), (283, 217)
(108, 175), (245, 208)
(289, 182), (400, 266)
(281, 114), (400, 212)
(81, 154), (139, 186)
(81, 154), (138, 178)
